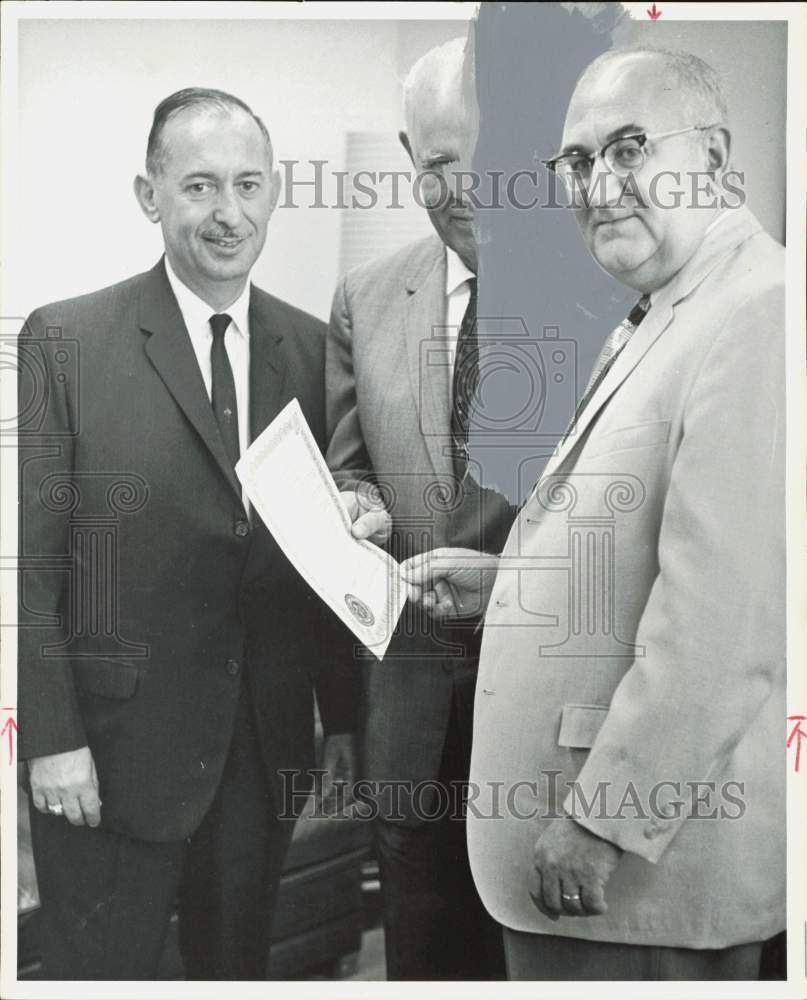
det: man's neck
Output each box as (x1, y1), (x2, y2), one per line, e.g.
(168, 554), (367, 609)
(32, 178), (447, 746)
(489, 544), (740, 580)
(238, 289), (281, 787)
(165, 258), (247, 313)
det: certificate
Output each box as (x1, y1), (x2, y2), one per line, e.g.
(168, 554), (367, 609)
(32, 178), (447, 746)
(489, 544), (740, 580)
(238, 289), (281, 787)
(235, 398), (406, 659)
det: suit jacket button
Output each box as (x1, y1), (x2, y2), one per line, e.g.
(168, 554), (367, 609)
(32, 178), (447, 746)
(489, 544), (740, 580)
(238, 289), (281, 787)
(234, 520), (250, 538)
(225, 658), (240, 676)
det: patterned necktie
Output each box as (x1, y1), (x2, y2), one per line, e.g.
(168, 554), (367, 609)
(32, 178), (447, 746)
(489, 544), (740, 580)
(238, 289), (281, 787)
(450, 277), (478, 480)
(567, 295), (651, 437)
(209, 313), (240, 469)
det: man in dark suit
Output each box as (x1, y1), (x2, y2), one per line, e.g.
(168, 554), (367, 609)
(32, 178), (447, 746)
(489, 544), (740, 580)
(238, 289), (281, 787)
(326, 39), (511, 979)
(17, 87), (361, 981)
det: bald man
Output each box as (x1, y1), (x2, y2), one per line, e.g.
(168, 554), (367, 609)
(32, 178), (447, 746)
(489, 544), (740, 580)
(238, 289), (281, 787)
(326, 38), (511, 980)
(405, 46), (785, 981)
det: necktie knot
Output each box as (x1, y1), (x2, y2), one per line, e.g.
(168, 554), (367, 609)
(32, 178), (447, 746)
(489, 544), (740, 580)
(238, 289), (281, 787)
(627, 295), (651, 327)
(209, 313), (232, 342)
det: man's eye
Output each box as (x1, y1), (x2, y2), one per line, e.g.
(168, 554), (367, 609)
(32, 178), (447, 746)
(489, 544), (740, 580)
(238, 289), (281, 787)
(240, 181), (259, 193)
(611, 141), (644, 169)
(187, 183), (211, 195)
(559, 156), (591, 176)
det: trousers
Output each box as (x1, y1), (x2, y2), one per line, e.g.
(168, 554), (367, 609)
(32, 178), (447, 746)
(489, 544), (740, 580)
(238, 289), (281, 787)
(503, 928), (764, 981)
(374, 677), (505, 980)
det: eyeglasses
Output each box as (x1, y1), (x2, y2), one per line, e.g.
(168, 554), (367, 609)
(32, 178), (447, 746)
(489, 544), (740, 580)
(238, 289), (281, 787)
(543, 124), (719, 190)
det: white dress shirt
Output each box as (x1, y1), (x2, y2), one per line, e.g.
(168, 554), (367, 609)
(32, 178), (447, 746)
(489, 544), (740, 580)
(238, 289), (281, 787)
(164, 258), (251, 509)
(444, 247), (477, 401)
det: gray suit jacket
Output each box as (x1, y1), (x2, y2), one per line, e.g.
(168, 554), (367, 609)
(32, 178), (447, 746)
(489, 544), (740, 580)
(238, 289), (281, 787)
(469, 208), (785, 947)
(326, 236), (515, 818)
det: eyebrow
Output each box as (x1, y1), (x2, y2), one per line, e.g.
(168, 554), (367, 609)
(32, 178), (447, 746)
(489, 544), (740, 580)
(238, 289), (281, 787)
(559, 122), (645, 156)
(180, 168), (267, 182)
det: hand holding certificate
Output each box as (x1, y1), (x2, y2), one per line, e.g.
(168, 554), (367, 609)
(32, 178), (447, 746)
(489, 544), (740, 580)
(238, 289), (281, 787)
(235, 398), (406, 659)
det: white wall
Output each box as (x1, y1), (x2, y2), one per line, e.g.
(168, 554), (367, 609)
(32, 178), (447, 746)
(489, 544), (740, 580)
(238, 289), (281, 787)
(13, 17), (465, 321)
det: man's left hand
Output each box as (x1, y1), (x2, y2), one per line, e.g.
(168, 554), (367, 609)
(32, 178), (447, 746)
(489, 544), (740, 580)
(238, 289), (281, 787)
(319, 732), (357, 813)
(340, 489), (391, 545)
(529, 817), (623, 920)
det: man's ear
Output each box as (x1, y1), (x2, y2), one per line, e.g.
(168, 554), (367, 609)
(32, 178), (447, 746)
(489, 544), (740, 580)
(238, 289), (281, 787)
(399, 131), (415, 168)
(133, 174), (161, 223)
(266, 166), (282, 219)
(705, 126), (731, 179)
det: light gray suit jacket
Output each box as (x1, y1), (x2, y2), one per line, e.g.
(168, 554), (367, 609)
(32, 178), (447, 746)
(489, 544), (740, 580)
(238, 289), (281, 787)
(326, 235), (514, 816)
(468, 207), (785, 947)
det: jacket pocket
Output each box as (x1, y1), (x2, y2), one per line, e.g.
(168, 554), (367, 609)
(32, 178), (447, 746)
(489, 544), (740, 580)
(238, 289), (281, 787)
(557, 703), (609, 749)
(583, 419), (671, 459)
(72, 660), (140, 699)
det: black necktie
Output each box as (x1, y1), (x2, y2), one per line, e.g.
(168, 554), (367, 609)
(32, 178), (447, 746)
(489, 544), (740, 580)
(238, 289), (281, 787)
(209, 313), (240, 468)
(450, 277), (478, 480)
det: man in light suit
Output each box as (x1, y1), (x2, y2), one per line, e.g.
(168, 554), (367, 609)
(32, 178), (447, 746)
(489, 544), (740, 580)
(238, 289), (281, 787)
(18, 88), (365, 980)
(405, 47), (785, 980)
(326, 38), (511, 979)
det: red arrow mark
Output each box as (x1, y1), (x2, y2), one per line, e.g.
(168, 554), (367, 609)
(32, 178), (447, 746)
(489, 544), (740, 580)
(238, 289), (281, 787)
(1, 715), (19, 765)
(787, 715), (806, 773)
(647, 2), (663, 19)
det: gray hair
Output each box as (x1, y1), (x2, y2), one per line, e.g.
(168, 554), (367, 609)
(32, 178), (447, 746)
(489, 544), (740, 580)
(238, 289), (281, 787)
(577, 46), (729, 125)
(401, 36), (470, 140)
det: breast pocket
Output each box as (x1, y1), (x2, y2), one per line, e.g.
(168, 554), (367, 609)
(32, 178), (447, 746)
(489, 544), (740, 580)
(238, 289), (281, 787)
(583, 419), (671, 460)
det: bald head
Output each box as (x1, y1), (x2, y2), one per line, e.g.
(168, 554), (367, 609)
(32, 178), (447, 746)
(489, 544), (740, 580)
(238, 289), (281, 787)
(561, 45), (733, 293)
(571, 47), (728, 132)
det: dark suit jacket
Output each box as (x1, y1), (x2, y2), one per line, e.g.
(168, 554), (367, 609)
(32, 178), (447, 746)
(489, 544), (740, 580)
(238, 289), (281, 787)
(326, 236), (516, 821)
(18, 259), (358, 842)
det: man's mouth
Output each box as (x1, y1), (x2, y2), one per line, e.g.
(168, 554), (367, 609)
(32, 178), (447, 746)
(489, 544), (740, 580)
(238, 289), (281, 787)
(593, 213), (637, 229)
(203, 235), (246, 249)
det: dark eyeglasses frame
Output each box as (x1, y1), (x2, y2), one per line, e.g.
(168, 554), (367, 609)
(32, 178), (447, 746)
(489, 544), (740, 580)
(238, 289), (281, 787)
(542, 124), (719, 181)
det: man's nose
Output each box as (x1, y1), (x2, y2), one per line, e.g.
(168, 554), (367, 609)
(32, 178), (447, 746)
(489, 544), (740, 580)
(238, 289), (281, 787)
(212, 186), (243, 229)
(586, 156), (627, 209)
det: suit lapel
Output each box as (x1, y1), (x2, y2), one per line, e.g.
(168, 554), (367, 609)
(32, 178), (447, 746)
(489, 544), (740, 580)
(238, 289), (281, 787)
(537, 302), (675, 486)
(535, 208), (765, 492)
(404, 238), (454, 481)
(247, 292), (288, 445)
(139, 259), (242, 500)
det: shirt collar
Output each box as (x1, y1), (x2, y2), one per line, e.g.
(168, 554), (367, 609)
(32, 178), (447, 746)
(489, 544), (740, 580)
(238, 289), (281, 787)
(164, 256), (251, 338)
(445, 246), (476, 297)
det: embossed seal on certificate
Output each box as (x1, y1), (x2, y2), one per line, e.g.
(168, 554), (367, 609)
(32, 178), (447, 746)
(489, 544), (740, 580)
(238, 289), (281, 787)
(344, 593), (375, 628)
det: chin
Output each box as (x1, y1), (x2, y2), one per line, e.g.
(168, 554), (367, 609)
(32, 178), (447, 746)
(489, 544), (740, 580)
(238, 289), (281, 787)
(593, 241), (652, 280)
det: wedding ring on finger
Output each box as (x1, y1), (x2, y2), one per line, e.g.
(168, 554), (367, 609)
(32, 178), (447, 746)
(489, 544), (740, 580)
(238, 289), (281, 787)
(47, 802), (65, 816)
(561, 892), (581, 903)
